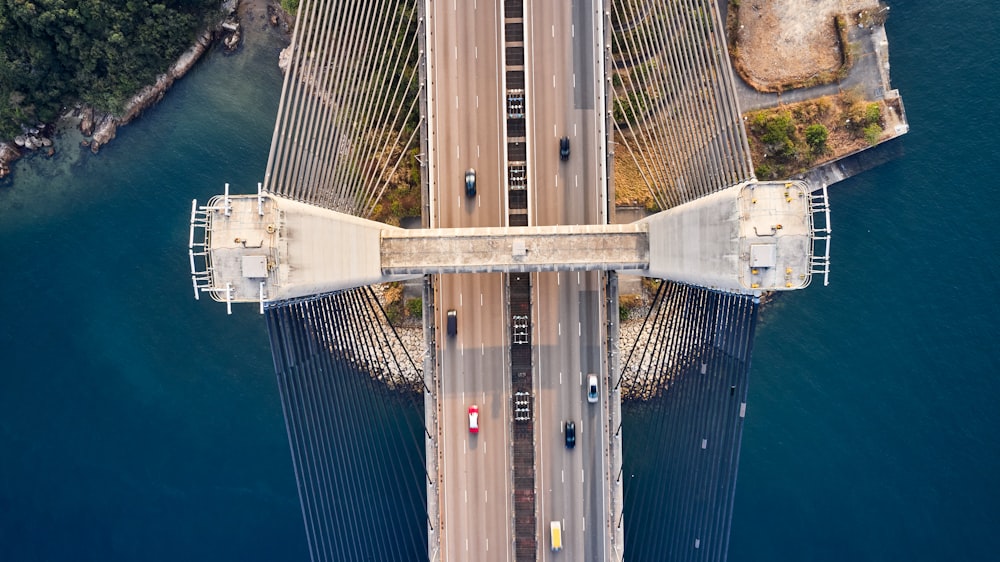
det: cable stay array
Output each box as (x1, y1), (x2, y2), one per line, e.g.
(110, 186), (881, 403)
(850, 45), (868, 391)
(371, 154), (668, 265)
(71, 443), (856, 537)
(250, 2), (782, 562)
(618, 281), (759, 562)
(266, 288), (427, 562)
(610, 0), (754, 210)
(263, 0), (421, 217)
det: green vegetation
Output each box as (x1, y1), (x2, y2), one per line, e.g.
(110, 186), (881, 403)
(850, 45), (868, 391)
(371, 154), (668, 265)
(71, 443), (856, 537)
(405, 297), (422, 319)
(381, 283), (422, 327)
(804, 123), (829, 154)
(751, 111), (797, 159)
(0, 0), (220, 138)
(280, 0), (299, 14)
(612, 90), (650, 125)
(754, 162), (773, 179)
(640, 276), (661, 297)
(864, 102), (882, 125)
(619, 294), (642, 322)
(863, 123), (882, 145)
(845, 99), (883, 145)
(371, 147), (422, 225)
(756, 112), (794, 145)
(745, 93), (889, 180)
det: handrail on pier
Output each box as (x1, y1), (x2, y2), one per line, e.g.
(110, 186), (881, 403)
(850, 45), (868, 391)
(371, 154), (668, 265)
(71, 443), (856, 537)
(808, 185), (833, 286)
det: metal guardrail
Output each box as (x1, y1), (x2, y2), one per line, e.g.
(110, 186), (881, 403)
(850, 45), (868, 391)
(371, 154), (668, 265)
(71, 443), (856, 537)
(809, 184), (833, 286)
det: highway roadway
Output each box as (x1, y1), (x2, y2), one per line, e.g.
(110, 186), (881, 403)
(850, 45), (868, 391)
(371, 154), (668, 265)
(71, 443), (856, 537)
(428, 0), (610, 560)
(526, 0), (610, 560)
(427, 1), (512, 561)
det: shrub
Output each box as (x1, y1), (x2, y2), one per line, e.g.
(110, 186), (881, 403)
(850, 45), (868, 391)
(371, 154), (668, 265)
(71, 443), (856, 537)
(406, 297), (423, 318)
(619, 294), (643, 321)
(814, 97), (833, 115)
(863, 124), (882, 145)
(385, 301), (404, 326)
(864, 102), (882, 125)
(383, 282), (403, 306)
(778, 137), (797, 159)
(841, 87), (863, 107)
(758, 112), (796, 148)
(845, 101), (868, 132)
(755, 163), (774, 179)
(805, 124), (829, 153)
(613, 90), (648, 125)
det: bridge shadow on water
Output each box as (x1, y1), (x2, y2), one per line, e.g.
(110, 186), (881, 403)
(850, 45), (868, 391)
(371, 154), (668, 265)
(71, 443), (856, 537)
(621, 282), (759, 562)
(261, 281), (758, 562)
(265, 289), (428, 562)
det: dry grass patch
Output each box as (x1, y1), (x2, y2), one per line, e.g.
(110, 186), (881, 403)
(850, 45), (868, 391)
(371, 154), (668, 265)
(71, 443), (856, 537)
(746, 91), (892, 180)
(613, 132), (656, 210)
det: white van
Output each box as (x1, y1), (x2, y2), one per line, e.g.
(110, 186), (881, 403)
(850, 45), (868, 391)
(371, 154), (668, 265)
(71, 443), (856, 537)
(550, 520), (562, 551)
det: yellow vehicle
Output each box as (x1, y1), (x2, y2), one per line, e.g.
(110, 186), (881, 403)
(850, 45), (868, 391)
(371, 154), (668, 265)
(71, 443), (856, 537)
(550, 520), (562, 551)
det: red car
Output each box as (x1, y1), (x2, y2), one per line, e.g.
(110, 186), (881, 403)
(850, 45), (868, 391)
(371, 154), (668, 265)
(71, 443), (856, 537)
(468, 405), (479, 433)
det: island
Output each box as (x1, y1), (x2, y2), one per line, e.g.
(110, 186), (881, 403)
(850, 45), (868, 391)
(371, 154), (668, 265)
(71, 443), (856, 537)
(0, 0), (294, 180)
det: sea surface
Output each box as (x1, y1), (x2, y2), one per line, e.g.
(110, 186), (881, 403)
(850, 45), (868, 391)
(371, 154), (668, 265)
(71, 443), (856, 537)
(1, 1), (997, 560)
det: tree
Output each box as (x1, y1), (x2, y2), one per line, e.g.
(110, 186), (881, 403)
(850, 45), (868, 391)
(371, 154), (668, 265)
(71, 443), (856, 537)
(805, 123), (829, 153)
(759, 112), (795, 146)
(0, 0), (219, 134)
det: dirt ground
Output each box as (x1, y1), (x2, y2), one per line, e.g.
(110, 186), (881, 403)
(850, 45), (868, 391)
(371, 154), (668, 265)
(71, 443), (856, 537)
(237, 0), (293, 34)
(734, 0), (877, 87)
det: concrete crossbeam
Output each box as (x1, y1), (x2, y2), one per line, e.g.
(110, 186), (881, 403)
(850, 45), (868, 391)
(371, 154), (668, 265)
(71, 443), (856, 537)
(197, 183), (818, 306)
(381, 224), (649, 274)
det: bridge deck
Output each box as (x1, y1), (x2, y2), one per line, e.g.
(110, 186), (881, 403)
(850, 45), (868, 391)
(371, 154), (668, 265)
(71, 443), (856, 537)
(381, 224), (649, 274)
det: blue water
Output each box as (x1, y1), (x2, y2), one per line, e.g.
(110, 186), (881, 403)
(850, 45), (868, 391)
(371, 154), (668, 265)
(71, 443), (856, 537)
(730, 1), (1000, 560)
(0, 29), (306, 561)
(1, 1), (997, 560)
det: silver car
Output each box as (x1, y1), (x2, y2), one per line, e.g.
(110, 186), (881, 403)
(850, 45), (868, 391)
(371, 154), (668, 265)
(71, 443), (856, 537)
(587, 374), (598, 403)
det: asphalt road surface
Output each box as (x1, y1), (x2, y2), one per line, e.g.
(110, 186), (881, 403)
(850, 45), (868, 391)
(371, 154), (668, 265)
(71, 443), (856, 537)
(429, 1), (512, 561)
(429, 0), (610, 560)
(527, 1), (609, 560)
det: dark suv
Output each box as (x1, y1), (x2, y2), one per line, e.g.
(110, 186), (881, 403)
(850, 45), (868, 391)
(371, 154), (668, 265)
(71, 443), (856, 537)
(564, 421), (576, 449)
(559, 136), (570, 160)
(465, 168), (477, 197)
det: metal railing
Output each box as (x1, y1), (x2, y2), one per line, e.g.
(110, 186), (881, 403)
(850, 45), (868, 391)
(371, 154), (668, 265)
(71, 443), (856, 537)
(809, 184), (833, 286)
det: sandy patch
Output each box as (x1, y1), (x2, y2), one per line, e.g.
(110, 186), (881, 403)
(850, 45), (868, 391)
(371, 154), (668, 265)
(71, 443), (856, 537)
(734, 0), (877, 87)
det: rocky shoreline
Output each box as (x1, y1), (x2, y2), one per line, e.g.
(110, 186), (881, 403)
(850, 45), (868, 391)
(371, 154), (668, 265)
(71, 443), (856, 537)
(0, 0), (267, 181)
(361, 314), (657, 396)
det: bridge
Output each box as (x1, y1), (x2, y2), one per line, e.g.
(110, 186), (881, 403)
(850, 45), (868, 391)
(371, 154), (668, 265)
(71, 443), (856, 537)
(188, 1), (831, 561)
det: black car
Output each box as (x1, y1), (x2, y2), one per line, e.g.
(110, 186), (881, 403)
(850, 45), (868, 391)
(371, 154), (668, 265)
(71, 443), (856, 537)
(465, 168), (477, 197)
(446, 309), (457, 336)
(564, 421), (576, 449)
(559, 136), (570, 160)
